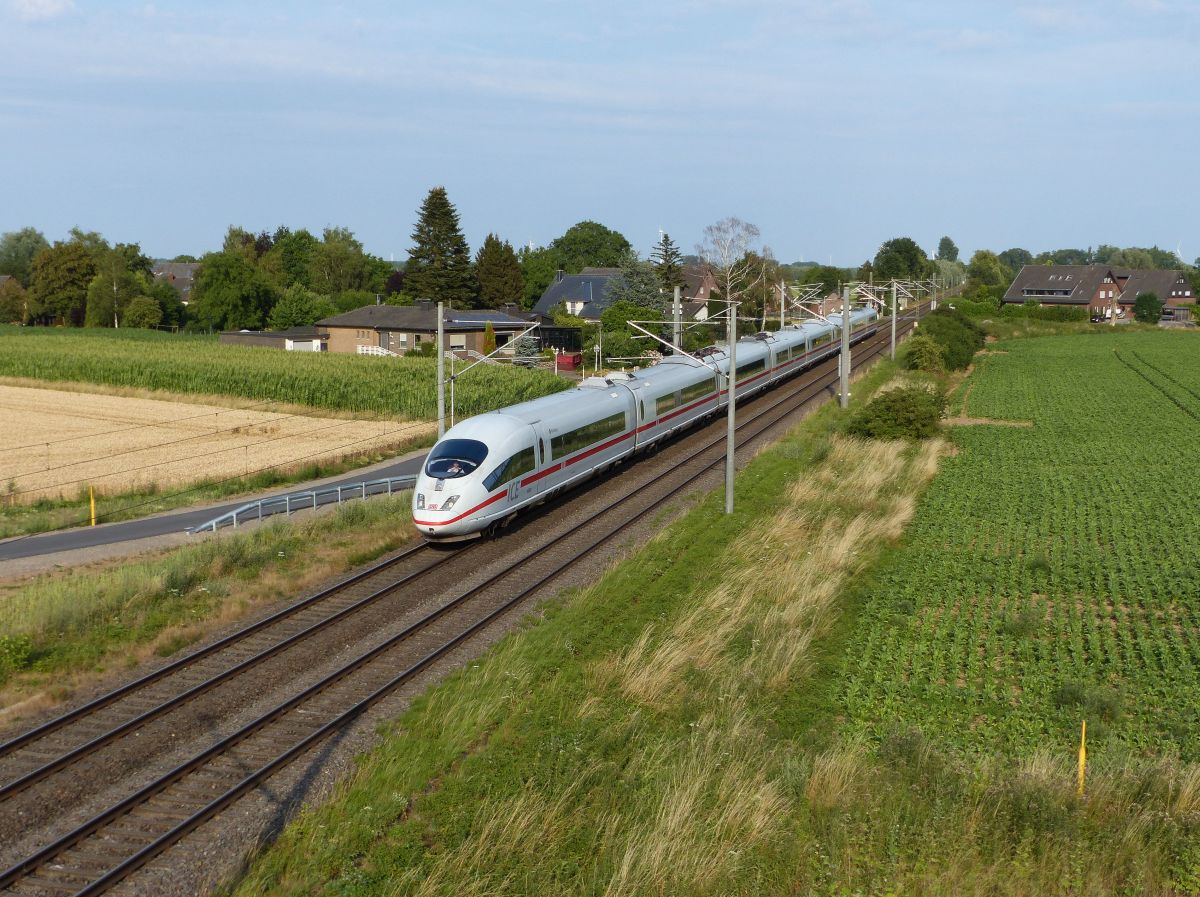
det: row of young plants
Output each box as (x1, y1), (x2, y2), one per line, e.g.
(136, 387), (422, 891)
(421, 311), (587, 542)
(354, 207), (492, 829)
(0, 326), (568, 419)
(836, 330), (1200, 758)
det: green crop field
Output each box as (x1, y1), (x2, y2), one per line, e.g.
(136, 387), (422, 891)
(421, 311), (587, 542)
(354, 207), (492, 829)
(841, 330), (1200, 756)
(0, 326), (568, 419)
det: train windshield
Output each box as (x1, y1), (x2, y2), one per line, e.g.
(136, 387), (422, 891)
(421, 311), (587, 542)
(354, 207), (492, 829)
(425, 438), (489, 479)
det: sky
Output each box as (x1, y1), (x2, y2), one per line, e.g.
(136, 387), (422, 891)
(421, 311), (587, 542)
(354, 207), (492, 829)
(2, 0), (1198, 266)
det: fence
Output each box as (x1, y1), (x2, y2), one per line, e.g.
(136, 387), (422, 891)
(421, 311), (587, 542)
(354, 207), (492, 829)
(189, 474), (417, 534)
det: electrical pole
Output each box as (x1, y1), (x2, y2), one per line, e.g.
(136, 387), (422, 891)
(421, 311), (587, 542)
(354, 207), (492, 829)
(890, 281), (897, 360)
(436, 301), (446, 439)
(779, 279), (786, 329)
(673, 285), (682, 351)
(839, 285), (851, 408)
(725, 302), (737, 515)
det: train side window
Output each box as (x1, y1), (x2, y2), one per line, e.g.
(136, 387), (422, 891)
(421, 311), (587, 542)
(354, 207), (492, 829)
(656, 392), (677, 415)
(736, 358), (766, 382)
(680, 376), (716, 404)
(483, 445), (536, 491)
(551, 411), (626, 458)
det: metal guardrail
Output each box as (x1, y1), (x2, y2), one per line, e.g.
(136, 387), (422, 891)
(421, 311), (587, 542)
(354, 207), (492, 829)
(188, 475), (417, 534)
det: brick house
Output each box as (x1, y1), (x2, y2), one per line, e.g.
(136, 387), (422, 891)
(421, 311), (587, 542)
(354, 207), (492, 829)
(317, 301), (531, 355)
(1003, 265), (1194, 319)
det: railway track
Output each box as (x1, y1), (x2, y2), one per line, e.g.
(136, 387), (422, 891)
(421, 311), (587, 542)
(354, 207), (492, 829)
(0, 312), (921, 896)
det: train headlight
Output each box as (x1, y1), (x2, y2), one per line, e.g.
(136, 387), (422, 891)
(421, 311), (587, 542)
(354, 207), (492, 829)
(441, 495), (460, 511)
(416, 493), (425, 509)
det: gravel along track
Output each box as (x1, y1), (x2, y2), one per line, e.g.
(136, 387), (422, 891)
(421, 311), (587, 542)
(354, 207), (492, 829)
(0, 314), (921, 897)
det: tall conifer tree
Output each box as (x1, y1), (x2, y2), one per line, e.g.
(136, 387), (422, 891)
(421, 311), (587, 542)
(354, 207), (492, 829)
(650, 232), (684, 292)
(474, 234), (525, 308)
(406, 187), (477, 307)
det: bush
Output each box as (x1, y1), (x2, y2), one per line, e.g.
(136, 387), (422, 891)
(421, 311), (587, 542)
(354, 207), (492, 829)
(124, 295), (164, 329)
(1134, 291), (1164, 324)
(847, 385), (946, 440)
(902, 333), (946, 373)
(997, 304), (1089, 322)
(917, 308), (985, 370)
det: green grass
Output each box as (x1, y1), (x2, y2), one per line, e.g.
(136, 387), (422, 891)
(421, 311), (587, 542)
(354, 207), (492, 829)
(221, 331), (1200, 897)
(0, 326), (569, 419)
(0, 497), (416, 697)
(0, 440), (433, 539)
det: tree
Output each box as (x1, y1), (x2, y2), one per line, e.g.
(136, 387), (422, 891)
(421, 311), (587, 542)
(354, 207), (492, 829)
(1133, 291), (1163, 324)
(29, 242), (96, 325)
(998, 248), (1032, 272)
(309, 227), (375, 296)
(405, 187), (477, 307)
(190, 252), (279, 330)
(267, 284), (336, 329)
(0, 277), (30, 323)
(650, 232), (684, 292)
(0, 227), (50, 286)
(114, 243), (153, 279)
(599, 299), (664, 333)
(267, 228), (319, 289)
(67, 227), (111, 265)
(873, 237), (932, 281)
(482, 321), (496, 355)
(84, 256), (141, 327)
(606, 250), (665, 313)
(1108, 248), (1154, 270)
(123, 295), (163, 329)
(936, 236), (959, 263)
(697, 218), (762, 328)
(549, 221), (631, 273)
(146, 279), (187, 328)
(518, 245), (559, 308)
(731, 249), (781, 325)
(384, 267), (406, 295)
(800, 265), (846, 292)
(474, 234), (524, 308)
(964, 250), (1010, 303)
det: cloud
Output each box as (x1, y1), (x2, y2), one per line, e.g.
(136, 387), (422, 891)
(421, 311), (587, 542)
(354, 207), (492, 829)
(9, 0), (74, 20)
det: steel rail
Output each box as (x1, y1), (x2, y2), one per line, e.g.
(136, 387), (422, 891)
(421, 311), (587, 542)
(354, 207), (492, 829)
(0, 547), (462, 800)
(0, 312), (921, 895)
(0, 543), (434, 760)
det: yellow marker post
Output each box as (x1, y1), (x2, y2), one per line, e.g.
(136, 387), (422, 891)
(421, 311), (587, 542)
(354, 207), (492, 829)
(89, 485), (96, 527)
(1077, 719), (1087, 797)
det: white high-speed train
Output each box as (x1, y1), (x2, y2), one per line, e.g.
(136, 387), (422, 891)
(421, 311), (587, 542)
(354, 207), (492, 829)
(412, 308), (878, 540)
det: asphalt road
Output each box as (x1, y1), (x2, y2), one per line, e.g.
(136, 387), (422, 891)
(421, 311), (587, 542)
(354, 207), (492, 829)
(0, 454), (428, 562)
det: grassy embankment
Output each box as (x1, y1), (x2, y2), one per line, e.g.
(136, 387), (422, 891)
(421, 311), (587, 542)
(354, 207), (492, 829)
(0, 497), (416, 718)
(0, 326), (567, 536)
(226, 329), (1200, 897)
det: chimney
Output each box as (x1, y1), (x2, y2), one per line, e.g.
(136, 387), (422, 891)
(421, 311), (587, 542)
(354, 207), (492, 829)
(416, 299), (433, 310)
(555, 269), (565, 283)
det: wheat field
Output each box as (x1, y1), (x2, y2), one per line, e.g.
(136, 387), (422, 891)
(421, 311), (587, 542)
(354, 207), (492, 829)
(0, 385), (433, 503)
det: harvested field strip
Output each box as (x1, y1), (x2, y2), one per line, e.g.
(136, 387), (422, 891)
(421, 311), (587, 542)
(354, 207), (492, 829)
(0, 326), (569, 419)
(0, 385), (434, 503)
